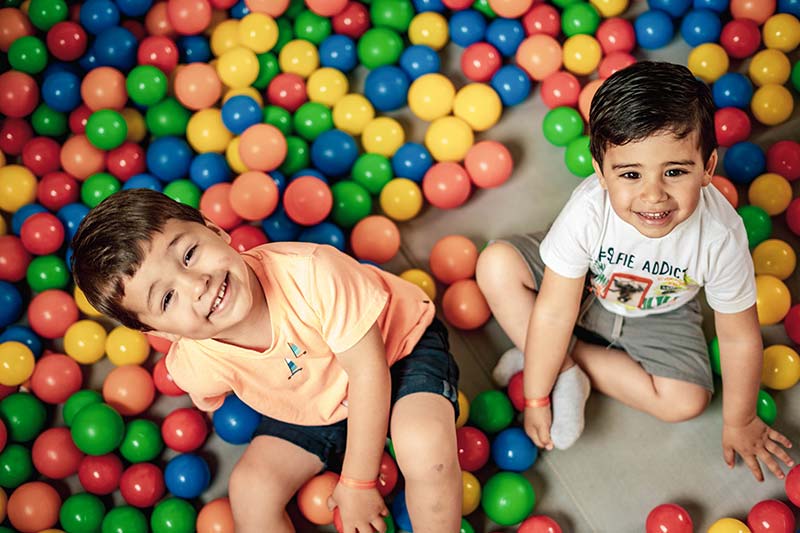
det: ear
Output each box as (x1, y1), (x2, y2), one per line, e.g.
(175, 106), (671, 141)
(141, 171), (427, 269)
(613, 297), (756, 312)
(592, 159), (607, 189)
(702, 149), (718, 186)
(148, 330), (180, 343)
(202, 217), (232, 244)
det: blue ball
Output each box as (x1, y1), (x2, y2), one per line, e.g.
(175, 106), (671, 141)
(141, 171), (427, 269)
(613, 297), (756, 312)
(680, 9), (722, 46)
(65, 247), (73, 272)
(634, 9), (676, 50)
(491, 428), (539, 472)
(79, 0), (120, 34)
(778, 0), (800, 15)
(311, 129), (358, 177)
(115, 0), (152, 16)
(12, 204), (47, 236)
(41, 72), (81, 113)
(94, 26), (137, 71)
(693, 0), (729, 12)
(299, 222), (345, 251)
(57, 203), (90, 241)
(724, 141), (766, 185)
(190, 153), (232, 190)
(392, 142), (433, 183)
(391, 491), (412, 533)
(229, 0), (250, 18)
(0, 281), (23, 329)
(78, 45), (100, 72)
(399, 45), (440, 80)
(490, 65), (532, 107)
(290, 168), (327, 183)
(261, 205), (301, 242)
(164, 454), (211, 499)
(319, 35), (357, 73)
(486, 18), (525, 57)
(712, 73), (753, 109)
(449, 10), (486, 48)
(42, 62), (82, 79)
(178, 35), (212, 64)
(123, 173), (164, 192)
(221, 95), (262, 135)
(413, 0), (445, 12)
(0, 326), (43, 358)
(213, 395), (262, 444)
(270, 171), (287, 195)
(147, 137), (193, 182)
(364, 66), (410, 112)
(648, 0), (691, 17)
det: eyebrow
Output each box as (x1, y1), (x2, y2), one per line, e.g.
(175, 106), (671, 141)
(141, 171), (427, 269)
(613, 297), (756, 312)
(146, 233), (186, 313)
(611, 160), (697, 170)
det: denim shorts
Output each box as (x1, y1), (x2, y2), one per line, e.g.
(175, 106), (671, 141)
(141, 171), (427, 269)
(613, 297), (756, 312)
(253, 318), (460, 468)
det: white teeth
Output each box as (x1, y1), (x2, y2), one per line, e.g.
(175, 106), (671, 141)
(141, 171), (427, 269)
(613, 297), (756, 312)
(639, 211), (669, 220)
(210, 280), (227, 315)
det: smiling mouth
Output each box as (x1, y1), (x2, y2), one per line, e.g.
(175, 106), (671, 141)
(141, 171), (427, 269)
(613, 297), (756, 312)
(208, 273), (229, 318)
(636, 210), (672, 221)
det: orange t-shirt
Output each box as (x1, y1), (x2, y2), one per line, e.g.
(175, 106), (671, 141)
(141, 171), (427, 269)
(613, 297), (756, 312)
(165, 242), (435, 426)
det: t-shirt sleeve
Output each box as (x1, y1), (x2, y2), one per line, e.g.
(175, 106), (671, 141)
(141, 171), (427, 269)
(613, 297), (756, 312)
(307, 245), (389, 353)
(704, 224), (757, 313)
(539, 183), (601, 278)
(165, 344), (228, 412)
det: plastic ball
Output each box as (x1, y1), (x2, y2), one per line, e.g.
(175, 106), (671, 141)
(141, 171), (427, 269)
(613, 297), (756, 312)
(0, 166), (37, 213)
(715, 107), (751, 147)
(164, 453), (210, 499)
(0, 8), (34, 53)
(424, 116), (474, 163)
(307, 67), (348, 108)
(757, 389), (777, 425)
(542, 106), (584, 147)
(443, 279), (491, 330)
(32, 427), (83, 479)
(422, 162), (472, 209)
(748, 173), (792, 215)
(449, 10), (487, 48)
(357, 27), (404, 69)
(0, 326), (41, 359)
(462, 471), (481, 516)
(707, 518), (752, 533)
(731, 0), (776, 24)
(725, 141), (765, 184)
(516, 34), (562, 81)
(332, 93), (374, 136)
(213, 394), (261, 444)
(456, 390), (470, 428)
(763, 13), (800, 51)
(282, 176), (332, 226)
(749, 49), (791, 86)
(102, 364), (156, 416)
(751, 83), (794, 125)
(787, 464), (800, 506)
(0, 236), (30, 284)
(59, 493), (105, 533)
(408, 11), (449, 50)
(766, 140), (799, 181)
(464, 140), (513, 188)
(597, 17), (636, 55)
(297, 472), (338, 525)
(0, 342), (34, 387)
(755, 275), (791, 325)
(41, 72), (81, 114)
(161, 407), (208, 453)
(197, 185), (238, 229)
(720, 18), (761, 59)
(119, 419), (163, 463)
(429, 235), (478, 284)
(461, 42), (501, 83)
(350, 216), (401, 263)
(0, 443), (34, 488)
(752, 239), (796, 280)
(491, 427), (538, 472)
(490, 65), (532, 107)
(789, 198), (800, 236)
(688, 43), (729, 83)
(362, 117), (405, 158)
(399, 268), (436, 300)
(650, 0), (692, 17)
(481, 472), (536, 526)
(646, 504), (693, 533)
(197, 498), (235, 533)
(635, 9), (675, 49)
(562, 2), (600, 37)
(761, 344), (800, 390)
(519, 515), (564, 533)
(486, 18), (525, 58)
(71, 403), (124, 455)
(28, 289), (79, 339)
(30, 353), (82, 404)
(0, 392), (43, 442)
(408, 73), (455, 122)
(7, 481), (60, 533)
(120, 463), (165, 508)
(738, 205), (773, 250)
(456, 426), (490, 471)
(377, 178), (421, 222)
(20, 213), (64, 256)
(712, 73), (753, 111)
(522, 4), (561, 36)
(78, 453), (123, 495)
(747, 499), (795, 533)
(681, 8), (722, 46)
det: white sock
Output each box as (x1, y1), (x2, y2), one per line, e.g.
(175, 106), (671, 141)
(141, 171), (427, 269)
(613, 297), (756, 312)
(492, 347), (524, 387)
(549, 365), (591, 450)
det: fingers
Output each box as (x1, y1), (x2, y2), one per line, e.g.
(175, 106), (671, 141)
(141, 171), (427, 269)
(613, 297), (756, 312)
(766, 440), (796, 469)
(743, 453), (764, 482)
(769, 429), (794, 450)
(723, 446), (735, 468)
(538, 425), (554, 451)
(758, 449), (785, 480)
(371, 515), (388, 533)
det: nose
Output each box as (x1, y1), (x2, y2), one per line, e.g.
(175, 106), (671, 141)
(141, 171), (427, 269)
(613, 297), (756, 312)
(181, 272), (210, 301)
(641, 177), (667, 204)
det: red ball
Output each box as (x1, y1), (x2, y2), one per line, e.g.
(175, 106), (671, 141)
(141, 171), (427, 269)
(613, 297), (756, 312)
(283, 176), (333, 226)
(507, 371), (524, 411)
(153, 356), (185, 396)
(121, 19), (147, 41)
(422, 162), (472, 210)
(784, 305), (800, 345)
(27, 289), (79, 339)
(464, 140), (513, 189)
(645, 503), (693, 533)
(720, 18), (761, 59)
(331, 1), (370, 39)
(200, 182), (242, 231)
(267, 73), (308, 112)
(137, 35), (179, 74)
(79, 453), (124, 495)
(21, 137), (61, 176)
(0, 71), (39, 118)
(37, 172), (79, 211)
(147, 333), (173, 354)
(787, 464), (800, 506)
(748, 499), (795, 533)
(69, 104), (92, 135)
(519, 515), (563, 533)
(461, 42), (502, 83)
(20, 213), (65, 256)
(107, 142), (146, 182)
(378, 450), (398, 497)
(715, 107), (751, 147)
(767, 140), (799, 182)
(456, 426), (490, 471)
(209, 0), (236, 8)
(229, 224), (268, 252)
(161, 407), (209, 452)
(442, 0), (472, 9)
(596, 17), (636, 54)
(0, 117), (34, 156)
(46, 21), (88, 61)
(32, 427), (84, 479)
(786, 198), (800, 236)
(522, 4), (560, 37)
(540, 71), (580, 109)
(120, 463), (166, 508)
(30, 353), (82, 404)
(0, 235), (32, 282)
(598, 51), (636, 80)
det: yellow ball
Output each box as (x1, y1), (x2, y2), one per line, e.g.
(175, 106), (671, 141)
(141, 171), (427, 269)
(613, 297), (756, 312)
(562, 34), (602, 76)
(217, 46), (259, 88)
(763, 13), (800, 53)
(238, 13), (279, 53)
(0, 165), (37, 213)
(461, 471), (481, 516)
(361, 117), (405, 157)
(121, 108), (146, 143)
(333, 93), (375, 135)
(187, 108), (233, 153)
(748, 49), (791, 86)
(307, 67), (349, 107)
(707, 518), (751, 533)
(408, 12), (449, 51)
(425, 116), (474, 162)
(400, 268), (436, 300)
(751, 84), (794, 126)
(453, 83), (502, 132)
(687, 43), (729, 83)
(456, 389), (469, 428)
(380, 178), (424, 222)
(408, 73), (455, 122)
(64, 319), (108, 365)
(210, 19), (240, 57)
(74, 286), (102, 317)
(0, 150), (5, 167)
(755, 275), (791, 326)
(0, 217), (6, 236)
(761, 344), (800, 390)
(226, 137), (249, 173)
(752, 239), (796, 280)
(589, 0), (629, 17)
(278, 39), (319, 79)
(223, 86), (264, 106)
(106, 326), (151, 366)
(747, 173), (793, 215)
(0, 341), (35, 386)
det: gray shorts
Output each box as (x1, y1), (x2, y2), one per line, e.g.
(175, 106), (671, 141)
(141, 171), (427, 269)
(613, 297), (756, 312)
(497, 233), (714, 392)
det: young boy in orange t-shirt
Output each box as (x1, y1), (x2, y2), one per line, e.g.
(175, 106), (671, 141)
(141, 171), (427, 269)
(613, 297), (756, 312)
(71, 189), (462, 533)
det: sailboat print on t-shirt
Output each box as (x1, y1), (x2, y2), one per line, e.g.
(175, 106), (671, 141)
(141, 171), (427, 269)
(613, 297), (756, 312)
(284, 342), (306, 379)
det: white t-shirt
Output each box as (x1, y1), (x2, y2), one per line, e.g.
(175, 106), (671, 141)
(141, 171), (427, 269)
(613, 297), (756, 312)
(540, 174), (756, 317)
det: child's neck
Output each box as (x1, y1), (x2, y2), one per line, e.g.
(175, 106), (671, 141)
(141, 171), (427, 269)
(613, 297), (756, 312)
(213, 265), (272, 352)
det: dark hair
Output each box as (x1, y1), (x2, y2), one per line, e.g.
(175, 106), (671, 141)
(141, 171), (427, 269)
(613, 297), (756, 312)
(71, 189), (206, 331)
(589, 61), (716, 170)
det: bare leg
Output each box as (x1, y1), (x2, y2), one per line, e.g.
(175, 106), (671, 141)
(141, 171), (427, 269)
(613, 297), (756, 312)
(391, 393), (461, 533)
(228, 435), (324, 533)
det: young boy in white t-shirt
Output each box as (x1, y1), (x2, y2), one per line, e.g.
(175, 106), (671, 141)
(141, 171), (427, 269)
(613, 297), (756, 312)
(476, 61), (794, 481)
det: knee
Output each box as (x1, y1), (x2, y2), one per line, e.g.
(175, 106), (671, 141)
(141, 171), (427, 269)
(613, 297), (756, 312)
(229, 461), (290, 510)
(476, 242), (519, 293)
(655, 390), (710, 423)
(393, 423), (459, 482)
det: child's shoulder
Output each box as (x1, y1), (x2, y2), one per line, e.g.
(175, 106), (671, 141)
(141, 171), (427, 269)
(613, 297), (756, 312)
(697, 184), (747, 238)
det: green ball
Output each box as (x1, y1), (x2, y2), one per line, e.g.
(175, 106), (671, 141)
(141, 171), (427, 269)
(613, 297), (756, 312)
(386, 437), (395, 460)
(565, 135), (594, 178)
(120, 419), (164, 463)
(26, 254), (69, 292)
(274, 17), (294, 53)
(562, 2), (601, 37)
(60, 492), (106, 533)
(263, 105), (293, 136)
(284, 0), (305, 18)
(8, 35), (48, 74)
(293, 102), (333, 141)
(357, 28), (404, 69)
(146, 97), (191, 137)
(0, 392), (48, 442)
(126, 65), (168, 107)
(370, 0), (415, 32)
(352, 153), (393, 195)
(331, 180), (373, 228)
(101, 506), (148, 533)
(82, 172), (121, 208)
(791, 61), (800, 93)
(460, 518), (475, 533)
(737, 205), (772, 249)
(279, 135), (310, 175)
(31, 103), (67, 137)
(384, 514), (396, 533)
(552, 0), (582, 7)
(472, 0), (496, 18)
(0, 444), (33, 488)
(468, 390), (514, 434)
(64, 390), (104, 427)
(294, 10), (331, 45)
(86, 110), (128, 150)
(542, 106), (584, 147)
(71, 403), (125, 455)
(27, 0), (68, 30)
(1, 0), (22, 7)
(481, 472), (536, 526)
(253, 52), (280, 90)
(163, 179), (201, 208)
(151, 498), (197, 533)
(708, 336), (721, 375)
(757, 389), (777, 425)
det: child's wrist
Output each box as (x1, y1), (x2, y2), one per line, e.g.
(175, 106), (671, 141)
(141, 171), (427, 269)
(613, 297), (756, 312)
(524, 395), (551, 408)
(338, 475), (378, 490)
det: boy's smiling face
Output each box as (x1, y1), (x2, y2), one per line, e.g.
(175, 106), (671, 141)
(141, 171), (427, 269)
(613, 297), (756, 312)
(122, 218), (256, 341)
(594, 132), (717, 239)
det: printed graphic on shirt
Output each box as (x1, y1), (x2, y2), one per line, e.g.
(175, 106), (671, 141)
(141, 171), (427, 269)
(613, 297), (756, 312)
(284, 342), (306, 379)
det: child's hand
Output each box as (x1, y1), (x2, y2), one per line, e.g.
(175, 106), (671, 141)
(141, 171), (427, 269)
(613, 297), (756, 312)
(329, 484), (388, 533)
(524, 405), (554, 451)
(722, 417), (795, 482)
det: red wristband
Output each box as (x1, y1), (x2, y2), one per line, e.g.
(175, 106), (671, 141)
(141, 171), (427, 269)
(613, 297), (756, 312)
(339, 476), (378, 490)
(524, 396), (551, 408)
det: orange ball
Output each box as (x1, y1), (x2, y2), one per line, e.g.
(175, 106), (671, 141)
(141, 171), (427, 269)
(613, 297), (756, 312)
(60, 135), (106, 181)
(238, 124), (287, 172)
(516, 34), (562, 81)
(429, 235), (479, 285)
(200, 183), (242, 230)
(296, 472), (339, 525)
(350, 215), (401, 264)
(730, 0), (775, 25)
(282, 176), (333, 226)
(244, 0), (288, 16)
(166, 0), (212, 35)
(488, 0), (532, 18)
(102, 365), (156, 416)
(305, 0), (347, 16)
(197, 497), (235, 533)
(442, 279), (491, 330)
(230, 171), (279, 220)
(464, 140), (513, 188)
(174, 63), (222, 110)
(578, 78), (603, 122)
(81, 67), (127, 111)
(0, 8), (34, 52)
(422, 162), (472, 209)
(7, 482), (60, 533)
(145, 2), (176, 36)
(711, 175), (738, 208)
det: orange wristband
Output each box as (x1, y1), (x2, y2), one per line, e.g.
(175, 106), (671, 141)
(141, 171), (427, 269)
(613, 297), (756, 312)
(339, 476), (378, 490)
(524, 396), (551, 408)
